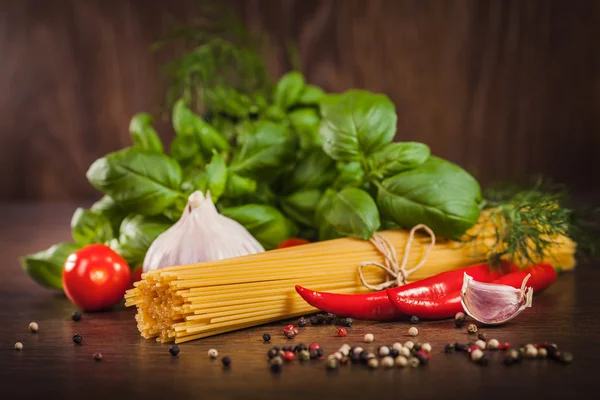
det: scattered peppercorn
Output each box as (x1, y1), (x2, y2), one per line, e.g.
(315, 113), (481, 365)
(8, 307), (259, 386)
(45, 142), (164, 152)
(395, 355), (408, 368)
(310, 316), (319, 325)
(93, 353), (103, 361)
(285, 330), (296, 339)
(470, 349), (484, 362)
(410, 315), (420, 324)
(272, 346), (280, 352)
(454, 312), (466, 327)
(333, 352), (344, 360)
(408, 327), (419, 337)
(337, 328), (347, 337)
(326, 358), (338, 370)
(422, 343), (432, 353)
(169, 345), (180, 356)
(72, 334), (83, 345)
(283, 351), (295, 362)
(404, 341), (415, 350)
(378, 345), (390, 357)
(525, 345), (538, 359)
(389, 348), (399, 358)
(267, 348), (278, 359)
(281, 345), (292, 352)
(28, 322), (39, 333)
(340, 356), (350, 365)
(364, 333), (374, 343)
(392, 342), (403, 351)
(71, 312), (82, 322)
(350, 353), (361, 364)
(353, 346), (364, 355)
(477, 355), (489, 366)
(298, 350), (311, 361)
(208, 348), (218, 359)
(474, 340), (486, 350)
(455, 343), (468, 352)
(308, 343), (320, 352)
(316, 348), (324, 358)
(359, 350), (370, 363)
(557, 352), (573, 364)
(415, 351), (430, 365)
(477, 332), (487, 341)
(537, 348), (548, 359)
(467, 324), (478, 334)
(340, 317), (353, 327)
(270, 356), (283, 372)
(413, 343), (422, 352)
(487, 339), (499, 350)
(367, 358), (379, 369)
(221, 356), (231, 367)
(270, 362), (282, 373)
(445, 343), (455, 353)
(338, 347), (349, 357)
(325, 313), (335, 324)
(294, 343), (308, 353)
(409, 357), (420, 368)
(381, 356), (394, 368)
(298, 317), (307, 327)
(14, 342), (23, 351)
(263, 333), (271, 342)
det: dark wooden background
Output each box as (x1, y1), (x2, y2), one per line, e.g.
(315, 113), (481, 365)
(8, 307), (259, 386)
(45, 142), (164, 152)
(1, 0), (599, 201)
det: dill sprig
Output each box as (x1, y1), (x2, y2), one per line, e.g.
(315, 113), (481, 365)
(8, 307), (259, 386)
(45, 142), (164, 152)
(465, 178), (598, 266)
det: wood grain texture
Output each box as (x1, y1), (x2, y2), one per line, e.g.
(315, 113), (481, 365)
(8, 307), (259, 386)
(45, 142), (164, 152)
(0, 0), (599, 201)
(1, 203), (599, 399)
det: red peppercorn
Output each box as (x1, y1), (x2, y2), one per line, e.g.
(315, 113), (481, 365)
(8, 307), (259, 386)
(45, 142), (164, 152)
(309, 343), (321, 351)
(498, 342), (511, 350)
(416, 350), (431, 361)
(293, 328), (299, 335)
(283, 351), (295, 362)
(337, 328), (347, 337)
(468, 345), (479, 353)
(283, 324), (294, 334)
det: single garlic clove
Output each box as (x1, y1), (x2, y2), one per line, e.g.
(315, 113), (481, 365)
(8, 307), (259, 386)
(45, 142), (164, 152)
(460, 272), (533, 326)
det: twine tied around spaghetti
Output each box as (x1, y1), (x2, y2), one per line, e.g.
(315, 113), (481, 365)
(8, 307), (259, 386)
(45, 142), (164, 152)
(358, 224), (436, 291)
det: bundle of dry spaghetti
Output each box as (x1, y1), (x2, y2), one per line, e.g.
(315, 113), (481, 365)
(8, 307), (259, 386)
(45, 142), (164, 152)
(125, 216), (577, 344)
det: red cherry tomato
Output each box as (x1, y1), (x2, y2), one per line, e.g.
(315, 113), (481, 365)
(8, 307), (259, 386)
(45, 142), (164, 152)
(277, 238), (310, 249)
(63, 244), (130, 311)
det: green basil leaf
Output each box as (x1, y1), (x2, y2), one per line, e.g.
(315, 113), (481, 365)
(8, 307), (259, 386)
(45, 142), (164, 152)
(333, 161), (365, 189)
(244, 181), (277, 206)
(221, 204), (298, 250)
(274, 71), (305, 110)
(314, 188), (342, 241)
(264, 105), (287, 122)
(229, 121), (296, 177)
(280, 189), (322, 227)
(204, 86), (252, 118)
(70, 208), (113, 246)
(368, 142), (430, 179)
(129, 113), (164, 153)
(205, 152), (228, 202)
(324, 187), (380, 240)
(225, 174), (257, 198)
(114, 214), (172, 267)
(86, 147), (183, 216)
(298, 84), (325, 106)
(172, 99), (230, 158)
(287, 148), (336, 191)
(289, 108), (322, 150)
(170, 133), (204, 168)
(377, 156), (481, 240)
(181, 167), (208, 195)
(319, 90), (397, 161)
(90, 195), (128, 237)
(20, 242), (81, 290)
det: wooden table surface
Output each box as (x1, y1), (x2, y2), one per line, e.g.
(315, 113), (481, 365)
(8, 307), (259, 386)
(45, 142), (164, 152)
(1, 203), (598, 400)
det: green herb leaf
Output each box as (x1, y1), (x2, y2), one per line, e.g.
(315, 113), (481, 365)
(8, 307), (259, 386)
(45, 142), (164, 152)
(86, 147), (183, 216)
(289, 108), (322, 150)
(225, 174), (257, 198)
(298, 84), (325, 106)
(264, 105), (287, 122)
(205, 151), (228, 201)
(181, 167), (208, 195)
(230, 121), (296, 177)
(90, 195), (129, 237)
(324, 187), (380, 240)
(172, 99), (230, 158)
(377, 156), (481, 240)
(314, 189), (341, 241)
(319, 90), (397, 161)
(129, 113), (164, 153)
(203, 86), (252, 118)
(333, 161), (365, 189)
(170, 133), (204, 168)
(113, 214), (172, 267)
(221, 204), (298, 249)
(280, 189), (322, 227)
(368, 142), (430, 179)
(70, 208), (114, 246)
(20, 242), (81, 290)
(287, 148), (336, 191)
(274, 71), (305, 110)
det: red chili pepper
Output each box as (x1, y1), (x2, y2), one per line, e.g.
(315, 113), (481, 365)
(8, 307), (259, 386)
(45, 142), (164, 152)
(295, 261), (512, 321)
(388, 263), (558, 320)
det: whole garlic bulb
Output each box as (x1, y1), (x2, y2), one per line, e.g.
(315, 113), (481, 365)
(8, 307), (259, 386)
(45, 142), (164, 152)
(143, 191), (264, 272)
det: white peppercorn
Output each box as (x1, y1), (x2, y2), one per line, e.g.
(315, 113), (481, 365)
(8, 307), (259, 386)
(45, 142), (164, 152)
(28, 322), (39, 333)
(470, 349), (484, 361)
(353, 346), (364, 355)
(487, 339), (500, 349)
(14, 342), (23, 350)
(395, 355), (408, 368)
(422, 343), (432, 353)
(399, 347), (411, 358)
(392, 342), (403, 351)
(409, 357), (420, 368)
(378, 346), (390, 356)
(408, 327), (418, 337)
(364, 333), (374, 343)
(381, 356), (394, 368)
(367, 358), (379, 369)
(404, 341), (415, 350)
(475, 340), (486, 350)
(208, 348), (218, 359)
(525, 346), (538, 359)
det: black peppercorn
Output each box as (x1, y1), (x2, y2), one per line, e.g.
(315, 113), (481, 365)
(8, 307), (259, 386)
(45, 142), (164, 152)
(359, 350), (370, 363)
(310, 316), (320, 325)
(71, 312), (82, 322)
(72, 334), (83, 345)
(415, 352), (428, 365)
(298, 317), (307, 328)
(325, 313), (335, 324)
(221, 356), (231, 367)
(282, 345), (293, 352)
(413, 343), (422, 352)
(270, 362), (282, 373)
(169, 345), (180, 356)
(410, 316), (420, 324)
(445, 343), (455, 353)
(93, 353), (103, 361)
(477, 355), (489, 366)
(309, 349), (319, 359)
(316, 348), (324, 357)
(477, 333), (487, 341)
(504, 355), (516, 366)
(294, 343), (308, 353)
(454, 312), (466, 327)
(267, 349), (279, 359)
(350, 353), (361, 364)
(455, 343), (468, 352)
(263, 333), (271, 342)
(389, 349), (399, 358)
